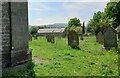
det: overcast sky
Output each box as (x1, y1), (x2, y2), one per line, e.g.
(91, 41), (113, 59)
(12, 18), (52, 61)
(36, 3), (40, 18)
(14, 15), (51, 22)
(28, 0), (110, 25)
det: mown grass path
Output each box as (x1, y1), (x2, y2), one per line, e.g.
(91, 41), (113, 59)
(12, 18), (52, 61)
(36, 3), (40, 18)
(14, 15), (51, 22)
(29, 36), (118, 76)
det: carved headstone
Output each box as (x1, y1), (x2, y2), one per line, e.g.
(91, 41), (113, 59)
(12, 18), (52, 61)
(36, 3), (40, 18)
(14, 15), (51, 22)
(103, 27), (118, 50)
(0, 1), (32, 68)
(46, 34), (55, 43)
(68, 30), (79, 49)
(96, 32), (104, 44)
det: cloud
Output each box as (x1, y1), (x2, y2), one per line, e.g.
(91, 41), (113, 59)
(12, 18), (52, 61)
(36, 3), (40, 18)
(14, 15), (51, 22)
(63, 2), (86, 11)
(28, 2), (54, 12)
(28, 0), (110, 2)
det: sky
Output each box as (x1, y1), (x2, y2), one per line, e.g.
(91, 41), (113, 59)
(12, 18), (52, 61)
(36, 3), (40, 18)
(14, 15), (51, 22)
(28, 0), (110, 26)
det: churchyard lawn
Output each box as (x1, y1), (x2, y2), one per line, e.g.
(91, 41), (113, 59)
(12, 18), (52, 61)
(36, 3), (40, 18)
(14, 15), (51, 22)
(29, 36), (119, 76)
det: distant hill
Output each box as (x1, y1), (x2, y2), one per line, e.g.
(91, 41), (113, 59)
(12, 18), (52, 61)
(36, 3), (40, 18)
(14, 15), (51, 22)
(48, 23), (68, 28)
(29, 23), (68, 28)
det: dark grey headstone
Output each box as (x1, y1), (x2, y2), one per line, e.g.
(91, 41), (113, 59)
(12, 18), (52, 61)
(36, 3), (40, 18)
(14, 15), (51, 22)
(46, 34), (55, 43)
(103, 27), (118, 50)
(96, 32), (104, 44)
(68, 30), (79, 49)
(0, 1), (32, 68)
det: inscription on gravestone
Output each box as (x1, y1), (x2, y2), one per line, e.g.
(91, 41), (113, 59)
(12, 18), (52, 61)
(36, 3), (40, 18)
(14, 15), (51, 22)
(68, 30), (79, 49)
(103, 26), (118, 50)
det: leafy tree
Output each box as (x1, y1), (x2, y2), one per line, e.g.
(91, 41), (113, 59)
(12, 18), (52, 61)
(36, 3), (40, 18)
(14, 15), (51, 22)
(87, 1), (120, 34)
(87, 11), (103, 33)
(29, 26), (39, 36)
(67, 17), (81, 30)
(104, 1), (120, 28)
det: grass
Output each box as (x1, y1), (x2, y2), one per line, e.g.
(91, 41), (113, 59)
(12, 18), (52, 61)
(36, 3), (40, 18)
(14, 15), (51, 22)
(2, 61), (36, 78)
(29, 36), (118, 76)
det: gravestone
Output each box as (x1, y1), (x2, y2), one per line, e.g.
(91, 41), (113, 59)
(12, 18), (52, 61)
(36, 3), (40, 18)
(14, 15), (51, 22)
(34, 35), (38, 40)
(68, 30), (79, 49)
(96, 32), (104, 44)
(46, 34), (55, 43)
(103, 27), (118, 50)
(0, 1), (32, 70)
(29, 33), (32, 41)
(80, 34), (83, 40)
(118, 32), (120, 39)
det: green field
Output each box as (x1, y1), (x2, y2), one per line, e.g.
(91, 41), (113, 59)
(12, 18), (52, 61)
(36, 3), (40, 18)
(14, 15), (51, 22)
(29, 36), (118, 76)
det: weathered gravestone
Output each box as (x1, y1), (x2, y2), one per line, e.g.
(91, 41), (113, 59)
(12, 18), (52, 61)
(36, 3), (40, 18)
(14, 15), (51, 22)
(103, 26), (118, 50)
(29, 33), (32, 41)
(46, 34), (55, 43)
(0, 0), (32, 70)
(96, 32), (104, 44)
(118, 32), (120, 39)
(34, 35), (38, 40)
(80, 34), (83, 40)
(68, 30), (79, 49)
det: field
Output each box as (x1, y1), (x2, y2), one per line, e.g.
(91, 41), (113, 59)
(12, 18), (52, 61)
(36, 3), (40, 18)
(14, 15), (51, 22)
(29, 36), (118, 76)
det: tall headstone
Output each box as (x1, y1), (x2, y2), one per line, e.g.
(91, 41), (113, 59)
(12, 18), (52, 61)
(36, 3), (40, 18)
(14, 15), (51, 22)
(10, 2), (31, 66)
(0, 1), (32, 69)
(103, 27), (118, 50)
(96, 32), (104, 44)
(68, 30), (79, 49)
(46, 34), (55, 43)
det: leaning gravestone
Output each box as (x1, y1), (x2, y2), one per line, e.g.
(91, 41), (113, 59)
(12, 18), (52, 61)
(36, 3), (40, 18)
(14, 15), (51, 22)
(96, 32), (104, 44)
(118, 32), (120, 39)
(103, 26), (118, 50)
(68, 30), (79, 49)
(46, 35), (55, 43)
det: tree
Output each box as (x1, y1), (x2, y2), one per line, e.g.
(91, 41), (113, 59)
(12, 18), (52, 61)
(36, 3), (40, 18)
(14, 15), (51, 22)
(82, 22), (85, 34)
(29, 26), (39, 36)
(67, 17), (81, 30)
(104, 1), (120, 28)
(87, 11), (103, 33)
